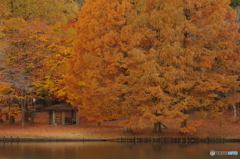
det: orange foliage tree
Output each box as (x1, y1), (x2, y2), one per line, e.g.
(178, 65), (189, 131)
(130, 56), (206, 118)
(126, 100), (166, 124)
(124, 0), (240, 133)
(0, 0), (78, 25)
(66, 0), (240, 134)
(179, 0), (240, 133)
(0, 0), (78, 127)
(0, 18), (60, 127)
(0, 83), (21, 124)
(65, 0), (132, 124)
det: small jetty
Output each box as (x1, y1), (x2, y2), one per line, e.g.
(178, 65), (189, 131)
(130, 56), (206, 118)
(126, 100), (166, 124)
(0, 137), (240, 143)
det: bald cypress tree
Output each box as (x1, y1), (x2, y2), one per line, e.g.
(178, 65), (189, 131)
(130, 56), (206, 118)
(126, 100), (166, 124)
(65, 0), (132, 123)
(66, 0), (240, 134)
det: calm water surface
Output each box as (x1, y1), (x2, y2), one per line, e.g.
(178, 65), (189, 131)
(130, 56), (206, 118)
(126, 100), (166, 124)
(0, 142), (239, 159)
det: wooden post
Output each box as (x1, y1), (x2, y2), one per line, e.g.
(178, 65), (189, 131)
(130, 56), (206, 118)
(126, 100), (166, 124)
(76, 109), (79, 125)
(62, 111), (65, 125)
(53, 110), (56, 125)
(48, 110), (51, 124)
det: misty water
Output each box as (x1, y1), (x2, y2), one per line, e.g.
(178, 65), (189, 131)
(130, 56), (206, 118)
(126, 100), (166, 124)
(0, 142), (239, 159)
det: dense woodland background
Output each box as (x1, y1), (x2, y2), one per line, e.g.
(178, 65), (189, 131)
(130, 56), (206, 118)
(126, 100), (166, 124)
(0, 0), (240, 135)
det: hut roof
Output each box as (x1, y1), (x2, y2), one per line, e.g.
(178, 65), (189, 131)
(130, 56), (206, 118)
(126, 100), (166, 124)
(45, 103), (77, 110)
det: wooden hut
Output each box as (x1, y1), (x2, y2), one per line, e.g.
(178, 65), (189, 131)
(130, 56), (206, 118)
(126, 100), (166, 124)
(45, 103), (79, 125)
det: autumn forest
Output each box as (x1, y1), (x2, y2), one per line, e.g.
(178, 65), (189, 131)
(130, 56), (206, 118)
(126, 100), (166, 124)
(0, 0), (240, 137)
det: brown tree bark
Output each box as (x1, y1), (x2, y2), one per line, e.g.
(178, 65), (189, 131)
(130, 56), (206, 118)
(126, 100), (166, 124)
(9, 116), (15, 124)
(21, 89), (25, 128)
(153, 122), (162, 133)
(180, 119), (187, 128)
(0, 115), (3, 123)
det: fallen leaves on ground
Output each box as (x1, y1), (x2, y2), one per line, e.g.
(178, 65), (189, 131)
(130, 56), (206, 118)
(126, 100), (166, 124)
(0, 111), (239, 139)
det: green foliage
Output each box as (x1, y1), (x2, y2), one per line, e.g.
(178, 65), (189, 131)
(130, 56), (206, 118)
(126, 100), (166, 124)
(230, 0), (239, 8)
(231, 0), (239, 3)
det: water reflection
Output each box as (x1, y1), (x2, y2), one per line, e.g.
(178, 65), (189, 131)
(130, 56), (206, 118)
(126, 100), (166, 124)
(0, 142), (239, 159)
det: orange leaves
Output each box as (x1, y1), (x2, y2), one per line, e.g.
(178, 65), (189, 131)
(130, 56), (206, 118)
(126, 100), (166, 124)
(0, 83), (12, 95)
(2, 19), (59, 79)
(0, 0), (79, 128)
(0, 83), (14, 104)
(64, 0), (240, 132)
(0, 0), (78, 25)
(0, 83), (22, 117)
(65, 0), (132, 122)
(194, 81), (220, 92)
(1, 106), (21, 117)
(3, 17), (27, 31)
(179, 120), (203, 135)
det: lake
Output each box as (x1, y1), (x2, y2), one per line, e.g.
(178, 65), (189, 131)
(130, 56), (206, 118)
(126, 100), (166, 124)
(0, 142), (239, 159)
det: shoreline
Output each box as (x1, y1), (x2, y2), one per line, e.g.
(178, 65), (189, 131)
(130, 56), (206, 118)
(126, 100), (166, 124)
(1, 137), (240, 143)
(0, 111), (240, 141)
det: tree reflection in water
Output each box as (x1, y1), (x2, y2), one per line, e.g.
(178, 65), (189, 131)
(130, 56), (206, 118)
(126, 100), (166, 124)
(0, 142), (239, 159)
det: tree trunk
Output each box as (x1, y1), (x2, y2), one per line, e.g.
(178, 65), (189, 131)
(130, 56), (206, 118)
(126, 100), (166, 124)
(24, 112), (29, 122)
(30, 111), (35, 125)
(21, 89), (25, 128)
(153, 122), (162, 133)
(9, 116), (15, 124)
(5, 114), (9, 120)
(232, 103), (237, 117)
(230, 86), (238, 117)
(24, 97), (30, 122)
(180, 109), (187, 128)
(21, 107), (25, 127)
(0, 115), (3, 123)
(76, 110), (79, 125)
(179, 119), (188, 135)
(124, 127), (133, 133)
(30, 97), (35, 125)
(180, 119), (187, 128)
